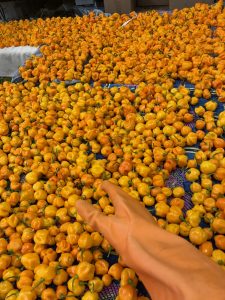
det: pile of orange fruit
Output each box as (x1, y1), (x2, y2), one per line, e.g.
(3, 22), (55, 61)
(0, 1), (224, 100)
(0, 1), (225, 300)
(0, 79), (224, 299)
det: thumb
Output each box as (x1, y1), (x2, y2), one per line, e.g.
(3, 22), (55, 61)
(76, 200), (110, 235)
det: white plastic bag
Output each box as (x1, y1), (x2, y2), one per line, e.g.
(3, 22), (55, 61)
(0, 46), (40, 77)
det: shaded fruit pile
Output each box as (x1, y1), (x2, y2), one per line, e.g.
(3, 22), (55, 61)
(0, 1), (225, 100)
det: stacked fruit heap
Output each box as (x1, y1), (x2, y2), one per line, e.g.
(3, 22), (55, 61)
(0, 1), (224, 101)
(0, 1), (225, 300)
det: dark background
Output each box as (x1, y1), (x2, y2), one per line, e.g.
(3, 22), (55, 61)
(0, 0), (104, 20)
(0, 0), (220, 21)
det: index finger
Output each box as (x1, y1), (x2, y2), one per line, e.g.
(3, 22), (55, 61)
(101, 181), (129, 209)
(75, 199), (114, 238)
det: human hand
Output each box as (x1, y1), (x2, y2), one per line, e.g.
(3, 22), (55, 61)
(76, 180), (157, 267)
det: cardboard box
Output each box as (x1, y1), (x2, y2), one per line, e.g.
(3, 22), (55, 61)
(169, 0), (214, 10)
(104, 0), (135, 14)
(137, 0), (168, 6)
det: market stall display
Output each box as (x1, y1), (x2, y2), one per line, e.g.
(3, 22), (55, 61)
(0, 1), (224, 300)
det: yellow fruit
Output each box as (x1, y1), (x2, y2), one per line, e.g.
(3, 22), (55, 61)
(200, 161), (217, 175)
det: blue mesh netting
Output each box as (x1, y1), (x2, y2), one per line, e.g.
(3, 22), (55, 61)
(100, 282), (120, 300)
